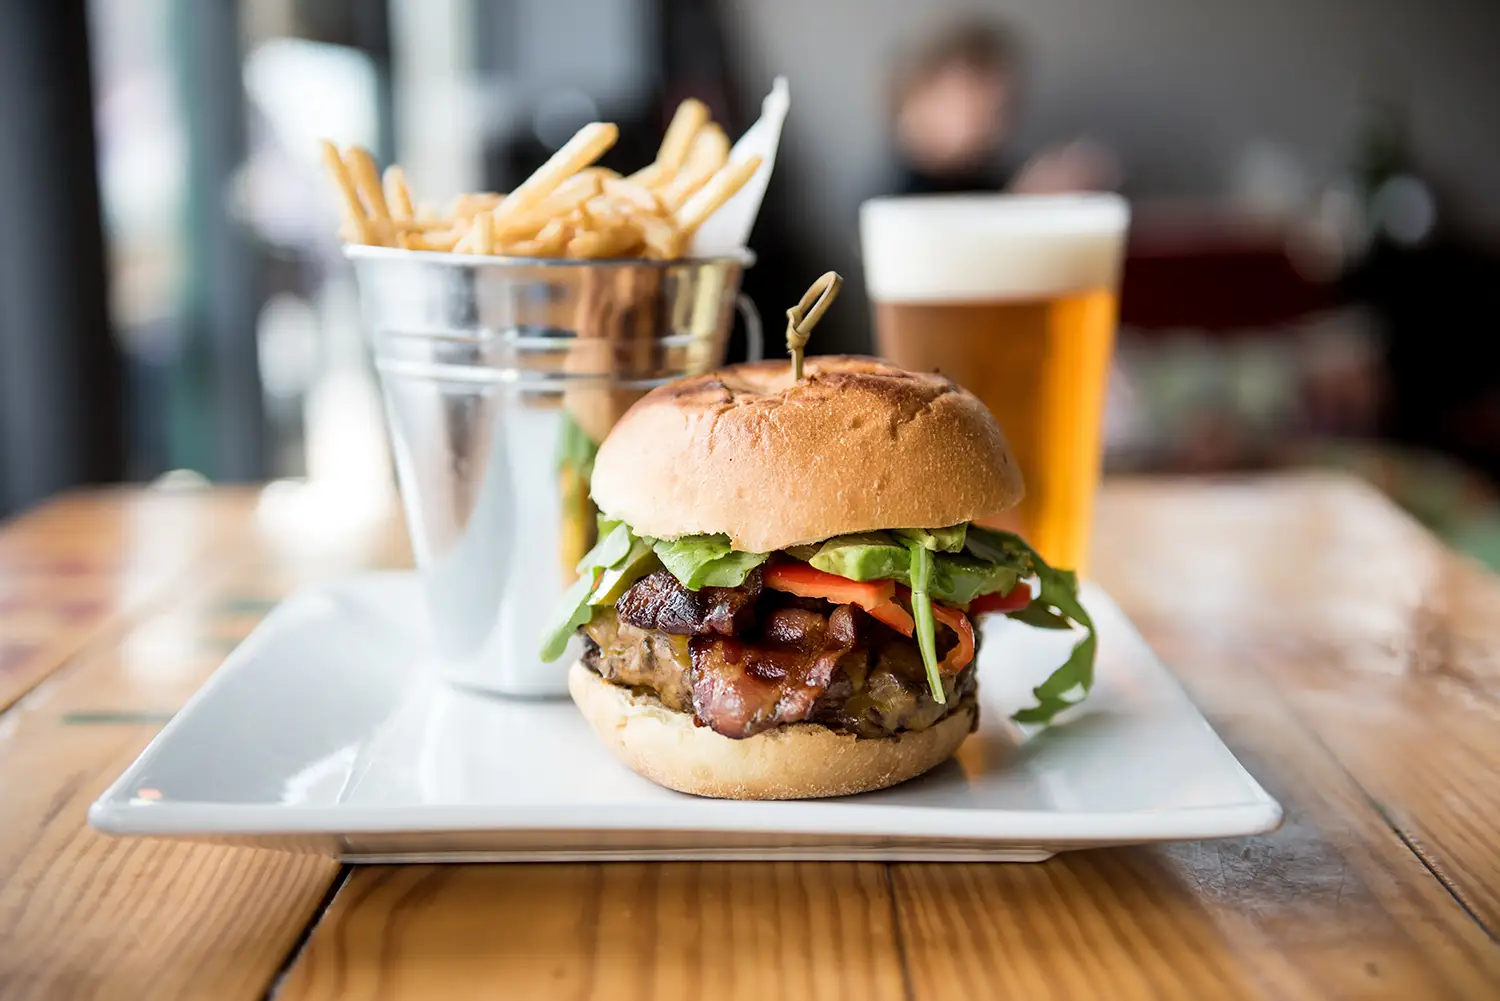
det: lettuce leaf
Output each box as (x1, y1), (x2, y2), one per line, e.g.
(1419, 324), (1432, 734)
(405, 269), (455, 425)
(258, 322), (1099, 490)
(650, 534), (769, 590)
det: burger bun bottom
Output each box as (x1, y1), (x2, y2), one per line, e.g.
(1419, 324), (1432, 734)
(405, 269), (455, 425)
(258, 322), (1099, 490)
(568, 660), (977, 800)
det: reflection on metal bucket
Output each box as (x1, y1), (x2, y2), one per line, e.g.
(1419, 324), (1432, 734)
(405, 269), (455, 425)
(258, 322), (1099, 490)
(348, 247), (760, 696)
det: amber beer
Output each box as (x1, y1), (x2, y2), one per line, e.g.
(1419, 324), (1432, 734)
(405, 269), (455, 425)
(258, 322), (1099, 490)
(860, 194), (1129, 573)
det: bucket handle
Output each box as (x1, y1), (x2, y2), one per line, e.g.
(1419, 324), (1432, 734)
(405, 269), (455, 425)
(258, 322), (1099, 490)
(736, 293), (764, 362)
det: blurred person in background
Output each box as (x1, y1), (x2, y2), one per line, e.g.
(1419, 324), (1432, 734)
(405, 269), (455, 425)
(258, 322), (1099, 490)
(888, 17), (1118, 199)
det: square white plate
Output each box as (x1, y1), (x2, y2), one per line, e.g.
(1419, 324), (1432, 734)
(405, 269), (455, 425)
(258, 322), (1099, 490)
(90, 573), (1280, 862)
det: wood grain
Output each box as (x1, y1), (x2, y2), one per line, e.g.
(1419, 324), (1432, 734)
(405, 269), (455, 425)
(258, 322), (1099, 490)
(4, 478), (1500, 1001)
(277, 863), (907, 1001)
(1095, 476), (1500, 937)
(0, 487), (406, 1001)
(0, 488), (256, 713)
(891, 480), (1500, 1001)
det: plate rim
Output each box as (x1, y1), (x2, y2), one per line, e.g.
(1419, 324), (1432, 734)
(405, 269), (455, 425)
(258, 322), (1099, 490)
(88, 572), (1283, 848)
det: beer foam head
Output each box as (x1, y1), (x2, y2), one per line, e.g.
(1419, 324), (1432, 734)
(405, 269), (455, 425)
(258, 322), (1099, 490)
(860, 193), (1129, 302)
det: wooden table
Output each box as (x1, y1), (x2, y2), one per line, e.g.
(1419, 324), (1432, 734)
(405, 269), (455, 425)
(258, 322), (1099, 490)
(2, 475), (1498, 1000)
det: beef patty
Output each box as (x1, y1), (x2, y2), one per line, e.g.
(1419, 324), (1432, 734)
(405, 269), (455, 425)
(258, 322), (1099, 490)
(580, 567), (978, 740)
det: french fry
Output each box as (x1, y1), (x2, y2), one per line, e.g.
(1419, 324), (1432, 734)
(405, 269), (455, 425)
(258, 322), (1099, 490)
(383, 166), (414, 221)
(452, 219), (479, 254)
(495, 171), (605, 239)
(567, 220), (639, 259)
(624, 162), (666, 188)
(601, 178), (665, 216)
(492, 122), (619, 225)
(390, 218), (456, 233)
(321, 94), (753, 263)
(658, 123), (729, 210)
(320, 140), (373, 244)
(344, 147), (390, 229)
(655, 98), (709, 174)
(676, 154), (762, 237)
(418, 227), (466, 252)
(449, 192), (503, 217)
(575, 166), (621, 183)
(473, 211), (494, 254)
(636, 213), (684, 260)
(505, 217), (572, 257)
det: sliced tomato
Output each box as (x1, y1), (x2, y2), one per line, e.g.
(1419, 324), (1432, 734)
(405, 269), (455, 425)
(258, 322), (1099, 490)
(764, 562), (914, 634)
(967, 583), (1034, 616)
(930, 602), (976, 673)
(764, 562), (894, 610)
(867, 600), (915, 635)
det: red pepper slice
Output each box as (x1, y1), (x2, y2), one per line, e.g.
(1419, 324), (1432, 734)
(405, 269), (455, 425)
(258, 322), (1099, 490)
(764, 562), (895, 609)
(930, 602), (976, 673)
(968, 583), (1033, 616)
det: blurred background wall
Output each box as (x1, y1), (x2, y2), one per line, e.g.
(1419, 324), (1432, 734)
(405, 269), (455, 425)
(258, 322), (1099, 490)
(3, 0), (1500, 559)
(725, 0), (1500, 301)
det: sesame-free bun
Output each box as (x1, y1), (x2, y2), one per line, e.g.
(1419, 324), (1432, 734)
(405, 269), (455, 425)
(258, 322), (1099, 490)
(590, 355), (1023, 552)
(569, 661), (978, 800)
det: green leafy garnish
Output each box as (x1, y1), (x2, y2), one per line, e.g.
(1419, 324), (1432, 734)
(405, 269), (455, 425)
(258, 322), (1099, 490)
(650, 534), (769, 590)
(904, 540), (945, 705)
(807, 532), (1012, 605)
(588, 538), (658, 605)
(540, 570), (599, 663)
(539, 517), (652, 662)
(929, 553), (1019, 605)
(966, 526), (1098, 724)
(577, 520), (630, 573)
(555, 411), (599, 479)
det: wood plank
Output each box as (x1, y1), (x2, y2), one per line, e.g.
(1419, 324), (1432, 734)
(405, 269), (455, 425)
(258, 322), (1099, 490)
(896, 705), (1500, 1000)
(1095, 475), (1500, 935)
(277, 863), (907, 1001)
(0, 489), (258, 713)
(891, 475), (1500, 1000)
(0, 490), (408, 1001)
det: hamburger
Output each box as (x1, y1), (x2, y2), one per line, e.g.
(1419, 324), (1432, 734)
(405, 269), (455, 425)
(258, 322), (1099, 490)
(541, 354), (1096, 800)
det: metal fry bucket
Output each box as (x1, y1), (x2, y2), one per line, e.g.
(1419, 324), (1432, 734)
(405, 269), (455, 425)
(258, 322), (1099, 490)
(347, 246), (761, 696)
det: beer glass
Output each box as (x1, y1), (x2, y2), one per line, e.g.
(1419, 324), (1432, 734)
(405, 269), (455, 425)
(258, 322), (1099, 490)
(859, 194), (1128, 574)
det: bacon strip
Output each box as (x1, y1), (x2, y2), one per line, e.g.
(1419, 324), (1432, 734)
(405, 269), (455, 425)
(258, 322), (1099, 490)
(688, 604), (860, 738)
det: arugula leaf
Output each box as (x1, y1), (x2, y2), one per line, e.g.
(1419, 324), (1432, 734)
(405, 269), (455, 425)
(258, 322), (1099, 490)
(1006, 602), (1073, 630)
(540, 569), (599, 663)
(929, 553), (1019, 605)
(904, 541), (946, 705)
(966, 528), (1097, 725)
(650, 534), (769, 590)
(963, 525), (1036, 569)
